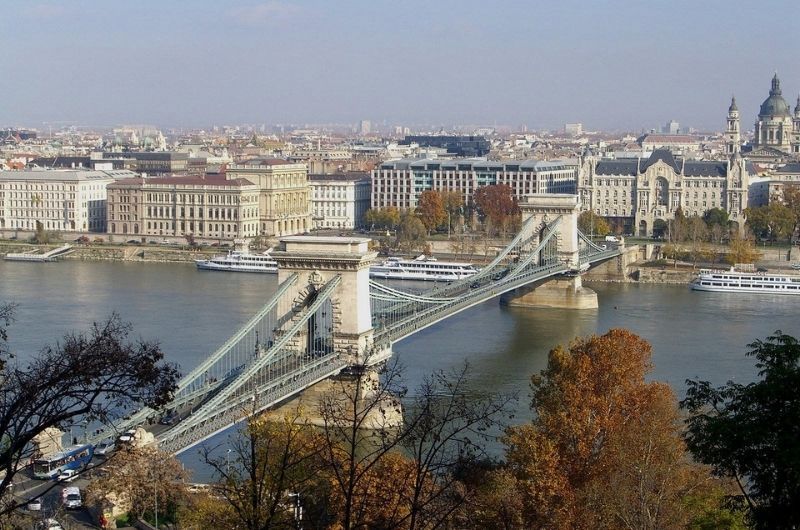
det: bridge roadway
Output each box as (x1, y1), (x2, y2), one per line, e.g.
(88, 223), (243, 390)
(88, 226), (621, 455)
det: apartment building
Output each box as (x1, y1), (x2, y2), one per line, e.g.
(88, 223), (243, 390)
(0, 169), (136, 233)
(371, 158), (577, 209)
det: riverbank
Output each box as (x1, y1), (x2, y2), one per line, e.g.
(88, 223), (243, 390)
(0, 241), (217, 263)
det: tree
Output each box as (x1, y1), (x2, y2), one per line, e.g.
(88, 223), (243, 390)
(441, 190), (464, 236)
(184, 233), (197, 248)
(473, 185), (519, 236)
(0, 309), (179, 520)
(670, 206), (687, 242)
(86, 446), (188, 524)
(365, 207), (400, 231)
(504, 329), (725, 529)
(416, 190), (447, 234)
(682, 331), (800, 529)
(395, 211), (427, 252)
(653, 218), (669, 239)
(577, 211), (610, 237)
(780, 183), (800, 239)
(197, 409), (326, 530)
(703, 208), (729, 230)
(726, 236), (760, 265)
(745, 204), (795, 242)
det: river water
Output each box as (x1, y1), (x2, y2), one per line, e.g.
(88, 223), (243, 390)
(2, 259), (798, 477)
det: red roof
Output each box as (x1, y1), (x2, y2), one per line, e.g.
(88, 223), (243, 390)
(109, 175), (255, 188)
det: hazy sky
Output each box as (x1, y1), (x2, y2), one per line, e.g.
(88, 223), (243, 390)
(2, 0), (799, 132)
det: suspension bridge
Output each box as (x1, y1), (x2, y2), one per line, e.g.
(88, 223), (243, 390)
(89, 194), (623, 455)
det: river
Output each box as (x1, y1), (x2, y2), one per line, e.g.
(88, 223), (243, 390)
(2, 259), (797, 477)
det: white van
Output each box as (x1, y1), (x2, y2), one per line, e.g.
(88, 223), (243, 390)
(62, 486), (82, 509)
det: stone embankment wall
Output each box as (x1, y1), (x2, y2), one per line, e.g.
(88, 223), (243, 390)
(633, 267), (696, 284)
(0, 242), (215, 263)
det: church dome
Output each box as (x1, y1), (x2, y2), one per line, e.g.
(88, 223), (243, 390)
(759, 73), (791, 118)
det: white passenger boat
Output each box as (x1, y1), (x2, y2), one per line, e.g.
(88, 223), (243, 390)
(690, 268), (800, 294)
(195, 250), (278, 273)
(369, 255), (478, 281)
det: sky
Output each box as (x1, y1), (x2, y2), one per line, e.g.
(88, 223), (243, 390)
(1, 0), (799, 132)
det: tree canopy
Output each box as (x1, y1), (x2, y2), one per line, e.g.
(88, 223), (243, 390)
(577, 211), (611, 237)
(473, 185), (519, 234)
(416, 190), (447, 233)
(0, 307), (179, 518)
(682, 331), (800, 529)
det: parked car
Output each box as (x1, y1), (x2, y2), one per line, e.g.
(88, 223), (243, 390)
(57, 469), (78, 482)
(27, 498), (42, 511)
(791, 263), (800, 270)
(94, 439), (115, 457)
(127, 239), (141, 245)
(62, 486), (82, 509)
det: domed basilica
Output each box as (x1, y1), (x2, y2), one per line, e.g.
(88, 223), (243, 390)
(745, 73), (800, 161)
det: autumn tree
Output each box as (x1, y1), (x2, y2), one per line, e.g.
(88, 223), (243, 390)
(416, 190), (447, 234)
(682, 331), (800, 529)
(726, 235), (761, 265)
(577, 211), (611, 237)
(0, 310), (179, 520)
(196, 409), (327, 530)
(86, 446), (189, 523)
(703, 207), (729, 230)
(473, 185), (519, 236)
(504, 329), (726, 530)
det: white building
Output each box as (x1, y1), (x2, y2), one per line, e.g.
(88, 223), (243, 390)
(309, 173), (371, 229)
(0, 169), (136, 233)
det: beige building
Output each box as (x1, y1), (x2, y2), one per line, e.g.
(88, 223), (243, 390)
(288, 148), (352, 174)
(225, 158), (311, 236)
(106, 176), (260, 240)
(0, 169), (136, 233)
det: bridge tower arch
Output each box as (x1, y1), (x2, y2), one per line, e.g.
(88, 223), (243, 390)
(272, 236), (391, 365)
(519, 194), (581, 269)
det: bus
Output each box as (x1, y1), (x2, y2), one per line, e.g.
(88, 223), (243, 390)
(32, 444), (94, 480)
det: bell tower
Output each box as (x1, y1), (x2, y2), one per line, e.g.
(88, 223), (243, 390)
(726, 96), (740, 155)
(793, 95), (800, 155)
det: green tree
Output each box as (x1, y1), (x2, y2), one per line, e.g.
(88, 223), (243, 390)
(745, 204), (795, 242)
(682, 331), (800, 529)
(703, 208), (729, 229)
(653, 218), (669, 239)
(577, 211), (610, 237)
(365, 207), (401, 231)
(395, 211), (427, 252)
(416, 190), (447, 234)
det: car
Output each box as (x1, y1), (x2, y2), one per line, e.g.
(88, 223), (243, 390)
(57, 469), (78, 482)
(159, 412), (179, 425)
(62, 486), (82, 509)
(117, 428), (137, 445)
(94, 439), (116, 457)
(791, 263), (800, 270)
(27, 498), (42, 511)
(127, 239), (141, 244)
(35, 518), (64, 530)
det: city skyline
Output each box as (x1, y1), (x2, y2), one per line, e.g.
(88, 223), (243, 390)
(2, 0), (799, 131)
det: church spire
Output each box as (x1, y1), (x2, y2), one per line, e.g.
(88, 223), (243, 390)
(771, 72), (782, 95)
(729, 95), (738, 112)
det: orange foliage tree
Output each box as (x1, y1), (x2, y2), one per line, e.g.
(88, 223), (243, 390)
(504, 329), (720, 530)
(416, 190), (447, 234)
(473, 184), (519, 235)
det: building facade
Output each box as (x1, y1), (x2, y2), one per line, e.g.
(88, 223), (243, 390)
(0, 169), (136, 233)
(288, 149), (352, 174)
(752, 74), (798, 153)
(309, 173), (371, 229)
(106, 176), (260, 240)
(371, 158), (577, 210)
(578, 149), (752, 236)
(225, 159), (311, 236)
(98, 152), (189, 175)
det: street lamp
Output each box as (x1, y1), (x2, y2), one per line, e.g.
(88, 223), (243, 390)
(226, 449), (232, 474)
(287, 492), (303, 530)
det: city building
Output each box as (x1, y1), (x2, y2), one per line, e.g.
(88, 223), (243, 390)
(97, 152), (189, 175)
(225, 158), (311, 236)
(662, 120), (680, 134)
(309, 173), (371, 229)
(106, 176), (260, 240)
(748, 162), (800, 207)
(371, 158), (577, 209)
(358, 120), (372, 135)
(399, 136), (492, 158)
(288, 148), (352, 174)
(0, 169), (136, 233)
(639, 134), (700, 154)
(578, 149), (753, 236)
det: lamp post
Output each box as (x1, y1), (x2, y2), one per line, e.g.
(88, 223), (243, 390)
(287, 492), (303, 530)
(226, 449), (232, 474)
